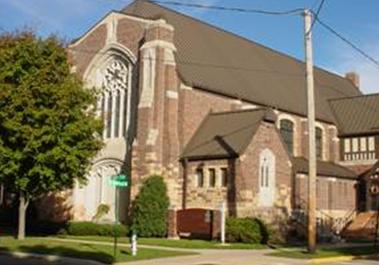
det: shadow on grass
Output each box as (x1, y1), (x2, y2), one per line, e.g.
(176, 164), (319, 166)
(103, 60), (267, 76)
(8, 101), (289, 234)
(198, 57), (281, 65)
(0, 245), (114, 264)
(269, 245), (379, 260)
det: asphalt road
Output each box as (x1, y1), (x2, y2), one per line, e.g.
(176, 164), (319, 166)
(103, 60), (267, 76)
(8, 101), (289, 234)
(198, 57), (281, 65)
(0, 255), (84, 265)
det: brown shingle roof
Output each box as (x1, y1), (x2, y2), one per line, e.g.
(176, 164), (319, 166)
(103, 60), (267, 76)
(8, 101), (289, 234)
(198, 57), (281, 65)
(123, 0), (361, 123)
(181, 108), (273, 160)
(293, 157), (357, 179)
(329, 94), (379, 136)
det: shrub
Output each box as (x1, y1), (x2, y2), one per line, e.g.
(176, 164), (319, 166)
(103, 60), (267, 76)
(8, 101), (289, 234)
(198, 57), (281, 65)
(27, 220), (67, 236)
(92, 204), (110, 222)
(226, 217), (263, 244)
(132, 175), (169, 237)
(65, 221), (128, 237)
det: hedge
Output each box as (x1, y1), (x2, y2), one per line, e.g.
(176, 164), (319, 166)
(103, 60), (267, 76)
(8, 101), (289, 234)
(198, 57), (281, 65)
(64, 222), (129, 237)
(226, 217), (265, 244)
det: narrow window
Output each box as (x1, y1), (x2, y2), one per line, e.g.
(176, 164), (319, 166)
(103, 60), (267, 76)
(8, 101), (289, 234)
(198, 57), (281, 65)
(369, 137), (375, 151)
(106, 92), (113, 138)
(221, 168), (228, 187)
(196, 168), (204, 188)
(352, 138), (359, 152)
(316, 127), (323, 159)
(360, 137), (367, 152)
(280, 119), (294, 154)
(344, 138), (351, 153)
(114, 90), (121, 138)
(265, 165), (269, 187)
(209, 168), (216, 187)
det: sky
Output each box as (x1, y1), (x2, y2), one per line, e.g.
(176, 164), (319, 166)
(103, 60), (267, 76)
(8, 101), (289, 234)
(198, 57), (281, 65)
(1, 0), (379, 94)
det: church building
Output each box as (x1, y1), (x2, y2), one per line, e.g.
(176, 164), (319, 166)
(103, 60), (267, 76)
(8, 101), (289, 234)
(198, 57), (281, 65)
(44, 0), (379, 237)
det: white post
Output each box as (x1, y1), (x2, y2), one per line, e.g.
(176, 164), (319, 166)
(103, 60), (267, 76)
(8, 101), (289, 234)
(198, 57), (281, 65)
(131, 233), (137, 256)
(220, 201), (226, 244)
(304, 9), (317, 253)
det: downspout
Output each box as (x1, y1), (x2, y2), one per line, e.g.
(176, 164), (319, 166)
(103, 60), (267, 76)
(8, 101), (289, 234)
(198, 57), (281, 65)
(182, 158), (188, 210)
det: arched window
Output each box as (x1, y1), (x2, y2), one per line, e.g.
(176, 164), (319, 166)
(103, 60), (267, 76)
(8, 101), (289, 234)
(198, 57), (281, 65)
(316, 127), (323, 159)
(259, 149), (276, 207)
(97, 58), (132, 139)
(280, 119), (294, 155)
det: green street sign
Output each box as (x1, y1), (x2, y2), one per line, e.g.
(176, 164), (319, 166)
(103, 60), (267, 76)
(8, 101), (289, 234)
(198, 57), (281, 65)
(109, 174), (129, 188)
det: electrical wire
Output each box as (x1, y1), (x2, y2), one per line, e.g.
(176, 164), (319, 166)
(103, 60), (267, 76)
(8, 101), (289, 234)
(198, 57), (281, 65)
(147, 0), (304, 16)
(308, 0), (326, 33)
(313, 15), (379, 69)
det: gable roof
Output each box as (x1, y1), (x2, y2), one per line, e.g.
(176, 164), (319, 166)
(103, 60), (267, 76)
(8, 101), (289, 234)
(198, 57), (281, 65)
(293, 157), (357, 179)
(329, 94), (379, 136)
(123, 0), (361, 123)
(181, 108), (274, 160)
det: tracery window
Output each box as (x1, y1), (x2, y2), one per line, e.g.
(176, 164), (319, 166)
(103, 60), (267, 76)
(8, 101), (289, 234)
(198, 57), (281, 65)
(97, 59), (131, 139)
(280, 119), (294, 155)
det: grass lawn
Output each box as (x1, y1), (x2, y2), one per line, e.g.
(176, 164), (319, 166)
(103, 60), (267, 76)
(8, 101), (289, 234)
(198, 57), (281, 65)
(269, 246), (379, 259)
(0, 236), (195, 264)
(58, 235), (266, 249)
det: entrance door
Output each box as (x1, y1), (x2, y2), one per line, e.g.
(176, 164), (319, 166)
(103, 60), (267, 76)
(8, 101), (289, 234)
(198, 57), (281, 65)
(259, 149), (276, 207)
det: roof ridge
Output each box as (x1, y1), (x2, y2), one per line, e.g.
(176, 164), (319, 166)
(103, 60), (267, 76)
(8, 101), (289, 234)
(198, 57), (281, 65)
(124, 0), (356, 87)
(210, 108), (266, 116)
(329, 92), (379, 102)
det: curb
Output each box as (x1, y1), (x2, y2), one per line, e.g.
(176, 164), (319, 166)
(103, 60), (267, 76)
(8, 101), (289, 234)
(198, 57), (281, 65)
(0, 251), (107, 265)
(309, 254), (377, 264)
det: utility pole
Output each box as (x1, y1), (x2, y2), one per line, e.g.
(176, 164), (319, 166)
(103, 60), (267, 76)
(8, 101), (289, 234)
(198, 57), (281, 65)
(304, 9), (317, 253)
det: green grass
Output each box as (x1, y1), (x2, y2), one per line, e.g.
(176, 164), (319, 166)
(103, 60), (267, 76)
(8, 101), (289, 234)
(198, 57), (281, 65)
(269, 246), (378, 259)
(0, 236), (195, 264)
(58, 235), (266, 249)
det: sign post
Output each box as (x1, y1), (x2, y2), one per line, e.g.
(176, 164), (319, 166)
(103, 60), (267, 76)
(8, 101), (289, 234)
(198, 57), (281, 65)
(220, 201), (226, 245)
(108, 174), (129, 260)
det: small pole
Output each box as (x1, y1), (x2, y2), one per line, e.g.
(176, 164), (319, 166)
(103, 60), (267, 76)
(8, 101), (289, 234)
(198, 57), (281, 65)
(220, 201), (226, 244)
(304, 8), (317, 253)
(131, 232), (137, 256)
(375, 196), (379, 248)
(113, 187), (119, 260)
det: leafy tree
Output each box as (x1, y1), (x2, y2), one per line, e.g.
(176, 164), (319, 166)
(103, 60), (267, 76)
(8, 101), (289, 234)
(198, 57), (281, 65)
(132, 175), (170, 237)
(0, 31), (103, 239)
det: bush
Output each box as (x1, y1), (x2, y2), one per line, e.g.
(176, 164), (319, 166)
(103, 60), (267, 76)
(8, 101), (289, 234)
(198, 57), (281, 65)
(132, 175), (169, 237)
(27, 220), (67, 236)
(226, 217), (264, 244)
(65, 222), (128, 237)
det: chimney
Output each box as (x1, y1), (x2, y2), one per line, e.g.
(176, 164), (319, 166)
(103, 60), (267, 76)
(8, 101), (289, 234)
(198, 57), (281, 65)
(345, 72), (360, 88)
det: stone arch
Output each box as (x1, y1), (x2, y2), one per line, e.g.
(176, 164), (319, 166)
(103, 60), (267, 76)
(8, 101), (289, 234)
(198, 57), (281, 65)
(278, 115), (297, 156)
(73, 159), (125, 222)
(84, 44), (136, 140)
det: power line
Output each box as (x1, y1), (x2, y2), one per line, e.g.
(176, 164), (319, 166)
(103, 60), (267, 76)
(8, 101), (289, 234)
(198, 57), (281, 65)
(314, 15), (379, 69)
(148, 0), (304, 16)
(68, 46), (303, 77)
(308, 0), (326, 34)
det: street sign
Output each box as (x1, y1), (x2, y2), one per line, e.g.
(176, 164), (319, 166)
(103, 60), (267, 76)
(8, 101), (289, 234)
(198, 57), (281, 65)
(109, 174), (128, 187)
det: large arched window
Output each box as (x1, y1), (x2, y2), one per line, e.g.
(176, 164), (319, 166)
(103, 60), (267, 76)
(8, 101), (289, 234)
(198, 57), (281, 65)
(280, 119), (294, 155)
(97, 58), (132, 139)
(316, 127), (323, 159)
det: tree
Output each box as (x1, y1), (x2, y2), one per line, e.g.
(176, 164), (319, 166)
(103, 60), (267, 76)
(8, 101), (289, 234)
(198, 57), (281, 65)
(132, 175), (170, 237)
(0, 31), (103, 240)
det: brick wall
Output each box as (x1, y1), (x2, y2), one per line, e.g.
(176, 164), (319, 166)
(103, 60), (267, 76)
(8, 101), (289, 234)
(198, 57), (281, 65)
(236, 121), (292, 223)
(295, 174), (356, 218)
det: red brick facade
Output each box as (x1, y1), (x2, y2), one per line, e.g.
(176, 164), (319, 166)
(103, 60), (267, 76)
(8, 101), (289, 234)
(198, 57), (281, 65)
(65, 11), (370, 237)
